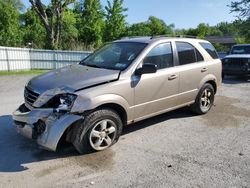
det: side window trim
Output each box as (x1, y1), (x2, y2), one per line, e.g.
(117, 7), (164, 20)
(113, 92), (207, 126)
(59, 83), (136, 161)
(195, 48), (204, 62)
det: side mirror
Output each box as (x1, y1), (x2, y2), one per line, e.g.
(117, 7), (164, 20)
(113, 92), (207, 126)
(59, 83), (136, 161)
(135, 63), (157, 75)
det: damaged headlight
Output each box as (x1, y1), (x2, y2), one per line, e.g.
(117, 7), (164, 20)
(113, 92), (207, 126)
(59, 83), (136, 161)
(57, 94), (77, 111)
(44, 93), (77, 112)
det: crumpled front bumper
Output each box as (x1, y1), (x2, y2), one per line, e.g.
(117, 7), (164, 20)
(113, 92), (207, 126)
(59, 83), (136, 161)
(12, 104), (82, 151)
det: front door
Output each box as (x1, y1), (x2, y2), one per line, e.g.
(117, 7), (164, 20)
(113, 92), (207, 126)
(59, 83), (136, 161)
(132, 42), (179, 121)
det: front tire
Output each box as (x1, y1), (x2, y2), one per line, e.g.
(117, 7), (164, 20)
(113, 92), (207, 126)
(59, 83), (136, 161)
(191, 83), (215, 115)
(72, 108), (123, 154)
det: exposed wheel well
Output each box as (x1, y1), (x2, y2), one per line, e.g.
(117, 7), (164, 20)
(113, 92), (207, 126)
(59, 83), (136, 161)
(97, 103), (127, 126)
(206, 80), (217, 94)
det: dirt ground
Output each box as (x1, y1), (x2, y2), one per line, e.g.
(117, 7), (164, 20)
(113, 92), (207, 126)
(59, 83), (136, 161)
(0, 75), (249, 188)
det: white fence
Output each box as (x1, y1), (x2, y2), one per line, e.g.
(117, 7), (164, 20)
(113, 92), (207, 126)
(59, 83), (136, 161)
(0, 46), (92, 71)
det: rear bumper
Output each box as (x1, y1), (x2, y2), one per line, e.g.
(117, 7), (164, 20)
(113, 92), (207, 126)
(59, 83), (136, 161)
(13, 104), (82, 151)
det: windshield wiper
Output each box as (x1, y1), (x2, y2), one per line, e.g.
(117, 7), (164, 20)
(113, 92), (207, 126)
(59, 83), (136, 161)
(85, 64), (102, 68)
(80, 62), (119, 70)
(80, 62), (101, 69)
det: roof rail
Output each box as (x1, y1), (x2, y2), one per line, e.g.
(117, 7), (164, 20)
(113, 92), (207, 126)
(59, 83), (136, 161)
(175, 35), (198, 39)
(150, 35), (198, 39)
(120, 36), (150, 40)
(120, 35), (198, 40)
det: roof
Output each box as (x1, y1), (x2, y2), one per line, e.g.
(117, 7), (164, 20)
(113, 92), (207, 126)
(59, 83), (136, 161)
(116, 36), (208, 44)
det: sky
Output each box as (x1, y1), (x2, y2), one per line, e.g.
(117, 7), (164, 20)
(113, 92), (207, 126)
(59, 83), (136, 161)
(22, 0), (237, 29)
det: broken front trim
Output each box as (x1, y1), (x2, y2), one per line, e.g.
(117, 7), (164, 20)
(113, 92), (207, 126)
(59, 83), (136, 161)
(13, 103), (82, 151)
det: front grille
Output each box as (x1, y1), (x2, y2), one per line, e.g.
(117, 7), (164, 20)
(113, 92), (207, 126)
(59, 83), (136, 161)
(24, 87), (40, 106)
(224, 58), (248, 67)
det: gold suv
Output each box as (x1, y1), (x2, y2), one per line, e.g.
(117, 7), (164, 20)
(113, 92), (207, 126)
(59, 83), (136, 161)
(13, 37), (222, 153)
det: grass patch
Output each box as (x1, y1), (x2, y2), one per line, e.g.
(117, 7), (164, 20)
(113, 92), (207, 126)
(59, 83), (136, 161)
(0, 69), (49, 76)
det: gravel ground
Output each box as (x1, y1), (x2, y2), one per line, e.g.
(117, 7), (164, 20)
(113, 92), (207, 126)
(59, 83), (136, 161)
(0, 75), (249, 188)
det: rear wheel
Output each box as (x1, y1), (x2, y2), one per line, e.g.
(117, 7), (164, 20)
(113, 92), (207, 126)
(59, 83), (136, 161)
(191, 83), (215, 115)
(72, 109), (123, 154)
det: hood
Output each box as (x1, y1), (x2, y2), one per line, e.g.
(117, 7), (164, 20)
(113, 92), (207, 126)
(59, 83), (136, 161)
(224, 54), (250, 59)
(27, 64), (120, 94)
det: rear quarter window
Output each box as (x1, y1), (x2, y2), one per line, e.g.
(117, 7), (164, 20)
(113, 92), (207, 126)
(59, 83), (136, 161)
(199, 42), (219, 59)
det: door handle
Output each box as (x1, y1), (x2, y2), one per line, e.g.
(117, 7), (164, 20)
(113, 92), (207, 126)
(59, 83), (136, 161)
(168, 74), (178, 80)
(201, 68), (208, 72)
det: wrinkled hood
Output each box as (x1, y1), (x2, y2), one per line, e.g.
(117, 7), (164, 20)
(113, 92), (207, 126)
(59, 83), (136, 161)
(224, 54), (250, 59)
(27, 64), (120, 94)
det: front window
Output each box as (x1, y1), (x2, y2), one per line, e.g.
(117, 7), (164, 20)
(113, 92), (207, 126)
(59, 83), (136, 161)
(143, 42), (173, 69)
(80, 42), (147, 70)
(231, 45), (250, 54)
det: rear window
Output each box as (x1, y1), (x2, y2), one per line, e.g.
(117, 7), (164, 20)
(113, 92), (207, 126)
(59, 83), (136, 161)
(176, 42), (204, 65)
(199, 42), (218, 59)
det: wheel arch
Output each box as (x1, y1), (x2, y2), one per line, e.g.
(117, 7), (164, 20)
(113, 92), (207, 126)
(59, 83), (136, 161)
(199, 74), (218, 94)
(206, 80), (217, 94)
(96, 103), (128, 126)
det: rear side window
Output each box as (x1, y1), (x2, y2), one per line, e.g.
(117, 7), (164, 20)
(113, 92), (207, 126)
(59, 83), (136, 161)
(199, 42), (218, 59)
(176, 42), (204, 65)
(144, 42), (173, 69)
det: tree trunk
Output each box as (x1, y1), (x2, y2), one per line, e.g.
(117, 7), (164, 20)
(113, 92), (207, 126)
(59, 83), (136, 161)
(29, 0), (74, 49)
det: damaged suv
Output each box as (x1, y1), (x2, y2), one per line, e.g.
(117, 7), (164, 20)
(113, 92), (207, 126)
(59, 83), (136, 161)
(13, 37), (221, 153)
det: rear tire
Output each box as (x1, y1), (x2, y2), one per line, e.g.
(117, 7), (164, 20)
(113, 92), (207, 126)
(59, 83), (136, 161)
(72, 108), (123, 154)
(191, 83), (215, 115)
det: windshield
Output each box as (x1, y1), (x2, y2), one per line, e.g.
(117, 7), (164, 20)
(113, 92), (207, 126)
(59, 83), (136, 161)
(231, 45), (250, 54)
(80, 42), (147, 70)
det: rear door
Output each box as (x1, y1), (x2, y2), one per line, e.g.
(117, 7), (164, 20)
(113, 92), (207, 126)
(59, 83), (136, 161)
(174, 41), (209, 105)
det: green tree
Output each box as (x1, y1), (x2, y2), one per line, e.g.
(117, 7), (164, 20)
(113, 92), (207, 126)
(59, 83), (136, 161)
(184, 23), (222, 38)
(147, 16), (173, 36)
(0, 0), (23, 47)
(216, 22), (238, 36)
(29, 0), (75, 49)
(236, 20), (250, 42)
(230, 0), (250, 42)
(230, 0), (250, 19)
(128, 16), (174, 37)
(77, 0), (104, 48)
(61, 9), (78, 49)
(22, 8), (46, 48)
(104, 0), (128, 42)
(128, 22), (151, 36)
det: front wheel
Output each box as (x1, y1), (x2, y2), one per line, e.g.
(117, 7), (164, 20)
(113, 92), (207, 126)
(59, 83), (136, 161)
(191, 83), (215, 115)
(72, 109), (123, 154)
